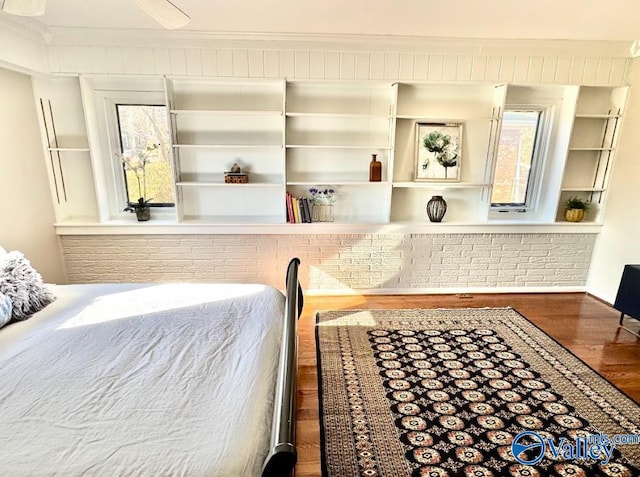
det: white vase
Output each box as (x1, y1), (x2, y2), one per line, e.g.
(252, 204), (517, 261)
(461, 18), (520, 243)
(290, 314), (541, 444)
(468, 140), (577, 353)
(312, 203), (334, 222)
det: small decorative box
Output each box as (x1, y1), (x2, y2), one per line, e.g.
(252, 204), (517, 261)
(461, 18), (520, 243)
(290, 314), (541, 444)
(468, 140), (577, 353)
(224, 172), (249, 183)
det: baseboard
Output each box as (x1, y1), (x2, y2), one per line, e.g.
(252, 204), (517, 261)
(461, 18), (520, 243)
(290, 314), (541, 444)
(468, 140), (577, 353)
(304, 286), (587, 296)
(586, 292), (614, 307)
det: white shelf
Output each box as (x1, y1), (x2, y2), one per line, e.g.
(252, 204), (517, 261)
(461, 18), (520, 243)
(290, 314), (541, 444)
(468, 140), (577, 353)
(561, 187), (605, 192)
(393, 182), (492, 189)
(287, 180), (388, 186)
(285, 144), (390, 150)
(54, 220), (604, 236)
(170, 109), (282, 116)
(574, 114), (621, 119)
(286, 112), (390, 119)
(173, 144), (283, 149)
(395, 115), (497, 122)
(47, 147), (90, 152)
(568, 147), (614, 151)
(180, 215), (285, 224)
(176, 181), (282, 188)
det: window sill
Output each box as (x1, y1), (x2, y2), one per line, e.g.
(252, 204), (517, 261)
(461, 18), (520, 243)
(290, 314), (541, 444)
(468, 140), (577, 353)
(54, 219), (603, 235)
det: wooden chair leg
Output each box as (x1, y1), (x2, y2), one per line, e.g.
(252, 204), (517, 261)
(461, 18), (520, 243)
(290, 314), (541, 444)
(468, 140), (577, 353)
(618, 313), (640, 338)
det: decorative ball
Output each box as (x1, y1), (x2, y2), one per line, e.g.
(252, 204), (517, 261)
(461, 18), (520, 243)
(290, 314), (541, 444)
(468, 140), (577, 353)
(230, 163), (241, 173)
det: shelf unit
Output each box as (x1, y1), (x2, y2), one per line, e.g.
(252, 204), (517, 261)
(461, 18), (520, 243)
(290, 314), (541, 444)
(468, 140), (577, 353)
(32, 76), (99, 223)
(39, 76), (629, 229)
(165, 78), (286, 223)
(390, 83), (505, 223)
(284, 80), (394, 224)
(556, 86), (628, 223)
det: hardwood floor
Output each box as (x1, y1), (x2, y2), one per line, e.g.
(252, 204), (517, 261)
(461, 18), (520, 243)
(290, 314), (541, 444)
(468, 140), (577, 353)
(294, 293), (640, 477)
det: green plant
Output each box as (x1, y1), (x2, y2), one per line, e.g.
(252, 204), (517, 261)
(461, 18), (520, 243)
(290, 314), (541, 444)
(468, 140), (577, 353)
(124, 197), (152, 212)
(564, 196), (590, 211)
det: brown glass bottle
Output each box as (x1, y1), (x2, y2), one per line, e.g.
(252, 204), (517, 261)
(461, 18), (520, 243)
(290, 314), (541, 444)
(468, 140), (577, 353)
(369, 154), (381, 182)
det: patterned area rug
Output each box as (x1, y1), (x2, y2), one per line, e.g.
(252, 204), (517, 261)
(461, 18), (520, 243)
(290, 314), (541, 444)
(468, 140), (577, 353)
(316, 308), (640, 477)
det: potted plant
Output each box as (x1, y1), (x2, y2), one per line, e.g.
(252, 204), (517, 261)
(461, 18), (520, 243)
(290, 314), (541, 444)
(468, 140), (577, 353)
(564, 196), (590, 222)
(121, 143), (158, 222)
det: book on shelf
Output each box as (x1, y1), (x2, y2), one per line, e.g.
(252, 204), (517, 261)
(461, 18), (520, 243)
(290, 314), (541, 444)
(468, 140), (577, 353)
(301, 197), (312, 223)
(286, 192), (295, 223)
(292, 197), (301, 223)
(285, 193), (313, 223)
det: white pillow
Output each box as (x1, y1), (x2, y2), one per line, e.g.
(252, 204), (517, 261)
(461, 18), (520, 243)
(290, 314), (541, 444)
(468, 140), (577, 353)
(0, 293), (11, 328)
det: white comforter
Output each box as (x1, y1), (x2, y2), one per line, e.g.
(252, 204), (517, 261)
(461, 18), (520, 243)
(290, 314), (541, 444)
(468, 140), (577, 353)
(0, 283), (285, 477)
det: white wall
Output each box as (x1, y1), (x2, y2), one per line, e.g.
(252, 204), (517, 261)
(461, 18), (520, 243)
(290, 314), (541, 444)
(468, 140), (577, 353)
(587, 59), (640, 303)
(0, 67), (66, 283)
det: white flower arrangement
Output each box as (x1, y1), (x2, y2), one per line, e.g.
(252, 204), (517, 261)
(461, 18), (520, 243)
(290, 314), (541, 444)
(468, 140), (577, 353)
(308, 186), (336, 204)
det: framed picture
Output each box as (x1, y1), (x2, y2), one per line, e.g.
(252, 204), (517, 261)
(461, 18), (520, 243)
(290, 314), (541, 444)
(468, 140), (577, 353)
(414, 122), (462, 181)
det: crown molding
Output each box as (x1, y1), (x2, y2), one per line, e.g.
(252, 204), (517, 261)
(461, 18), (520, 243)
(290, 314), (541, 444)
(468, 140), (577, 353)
(0, 11), (50, 42)
(45, 27), (634, 57)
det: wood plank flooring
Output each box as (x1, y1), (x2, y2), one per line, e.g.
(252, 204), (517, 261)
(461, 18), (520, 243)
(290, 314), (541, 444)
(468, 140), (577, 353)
(295, 293), (640, 477)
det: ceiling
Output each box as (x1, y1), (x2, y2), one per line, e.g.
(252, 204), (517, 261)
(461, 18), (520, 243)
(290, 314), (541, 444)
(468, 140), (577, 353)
(10, 0), (640, 42)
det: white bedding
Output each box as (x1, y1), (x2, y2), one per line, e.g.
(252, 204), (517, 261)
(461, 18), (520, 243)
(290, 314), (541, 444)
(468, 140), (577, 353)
(0, 283), (285, 477)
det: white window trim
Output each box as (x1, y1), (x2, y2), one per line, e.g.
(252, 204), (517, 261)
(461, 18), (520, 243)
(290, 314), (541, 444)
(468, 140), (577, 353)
(489, 103), (555, 220)
(94, 89), (176, 220)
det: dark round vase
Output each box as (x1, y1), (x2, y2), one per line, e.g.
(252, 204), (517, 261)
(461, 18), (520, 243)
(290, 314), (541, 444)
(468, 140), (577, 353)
(426, 195), (447, 222)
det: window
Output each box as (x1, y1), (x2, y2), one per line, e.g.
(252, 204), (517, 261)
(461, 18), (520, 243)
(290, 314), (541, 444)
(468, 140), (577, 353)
(115, 104), (174, 207)
(491, 109), (548, 211)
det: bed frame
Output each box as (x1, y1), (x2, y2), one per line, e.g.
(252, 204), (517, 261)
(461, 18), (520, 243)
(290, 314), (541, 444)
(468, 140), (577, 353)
(262, 257), (303, 477)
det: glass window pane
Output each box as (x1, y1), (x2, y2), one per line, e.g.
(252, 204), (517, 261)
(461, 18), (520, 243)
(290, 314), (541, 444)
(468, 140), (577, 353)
(116, 105), (174, 206)
(491, 111), (541, 206)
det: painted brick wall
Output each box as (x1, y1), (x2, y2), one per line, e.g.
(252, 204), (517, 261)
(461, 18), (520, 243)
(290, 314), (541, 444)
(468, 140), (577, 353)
(61, 233), (596, 292)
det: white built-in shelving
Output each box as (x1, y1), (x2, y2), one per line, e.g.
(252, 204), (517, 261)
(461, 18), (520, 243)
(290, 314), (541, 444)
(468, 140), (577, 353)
(284, 80), (394, 224)
(390, 83), (505, 223)
(35, 76), (628, 230)
(556, 85), (628, 223)
(165, 77), (286, 223)
(33, 76), (99, 224)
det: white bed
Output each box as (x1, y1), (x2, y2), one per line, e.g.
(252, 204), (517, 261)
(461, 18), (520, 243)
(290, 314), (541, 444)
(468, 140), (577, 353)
(0, 264), (301, 477)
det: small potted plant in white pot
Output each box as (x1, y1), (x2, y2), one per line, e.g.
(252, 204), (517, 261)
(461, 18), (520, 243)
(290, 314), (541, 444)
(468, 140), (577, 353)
(564, 196), (590, 222)
(121, 143), (158, 222)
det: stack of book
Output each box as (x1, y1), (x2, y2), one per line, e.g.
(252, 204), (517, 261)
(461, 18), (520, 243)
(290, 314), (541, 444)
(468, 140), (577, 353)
(286, 192), (312, 223)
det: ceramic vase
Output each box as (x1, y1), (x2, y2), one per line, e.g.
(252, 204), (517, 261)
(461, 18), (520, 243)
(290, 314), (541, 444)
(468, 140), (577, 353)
(564, 208), (585, 222)
(426, 195), (447, 222)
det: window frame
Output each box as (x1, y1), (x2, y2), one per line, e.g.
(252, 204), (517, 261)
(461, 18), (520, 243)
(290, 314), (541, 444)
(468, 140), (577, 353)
(489, 104), (554, 216)
(114, 103), (174, 208)
(99, 90), (176, 220)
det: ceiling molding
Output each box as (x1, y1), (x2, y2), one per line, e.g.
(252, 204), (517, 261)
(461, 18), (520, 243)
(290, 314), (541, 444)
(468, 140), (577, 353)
(44, 27), (634, 57)
(0, 11), (50, 42)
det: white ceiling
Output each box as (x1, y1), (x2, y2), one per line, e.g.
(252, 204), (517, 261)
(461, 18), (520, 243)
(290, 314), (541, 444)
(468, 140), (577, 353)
(12, 0), (640, 42)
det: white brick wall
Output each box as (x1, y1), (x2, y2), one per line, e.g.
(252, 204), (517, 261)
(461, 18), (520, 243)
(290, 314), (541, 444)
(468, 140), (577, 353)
(61, 233), (596, 292)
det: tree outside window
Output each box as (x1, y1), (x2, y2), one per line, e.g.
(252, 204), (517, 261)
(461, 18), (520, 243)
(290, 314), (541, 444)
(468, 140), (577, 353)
(116, 104), (175, 206)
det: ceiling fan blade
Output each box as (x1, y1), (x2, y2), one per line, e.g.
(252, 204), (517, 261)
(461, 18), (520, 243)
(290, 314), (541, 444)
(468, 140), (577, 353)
(132, 0), (190, 30)
(2, 0), (46, 16)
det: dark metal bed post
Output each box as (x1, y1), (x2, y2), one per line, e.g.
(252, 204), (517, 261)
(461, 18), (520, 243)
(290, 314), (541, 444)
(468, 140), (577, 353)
(262, 258), (302, 477)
